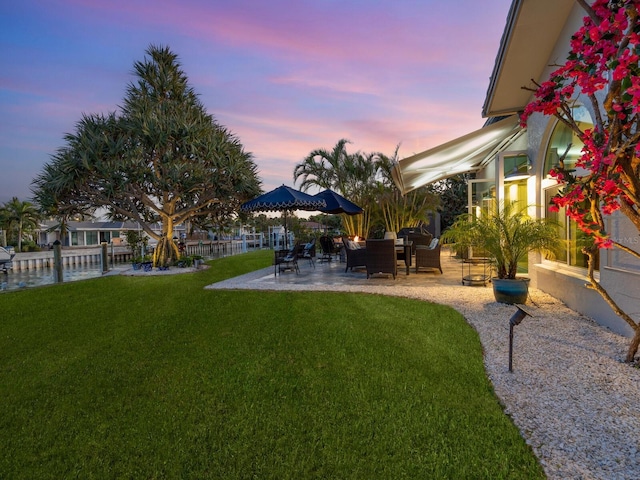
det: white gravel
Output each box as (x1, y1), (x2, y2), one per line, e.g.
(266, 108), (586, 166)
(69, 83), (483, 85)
(207, 267), (640, 480)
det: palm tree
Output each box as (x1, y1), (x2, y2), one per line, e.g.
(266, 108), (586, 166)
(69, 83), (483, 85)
(442, 201), (561, 279)
(0, 197), (41, 252)
(340, 150), (378, 237)
(294, 140), (440, 238)
(294, 138), (352, 193)
(373, 148), (439, 233)
(294, 139), (376, 237)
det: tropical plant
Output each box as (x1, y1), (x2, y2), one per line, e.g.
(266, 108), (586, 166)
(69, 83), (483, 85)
(442, 202), (561, 280)
(520, 0), (640, 362)
(31, 45), (261, 267)
(426, 174), (470, 231)
(0, 197), (41, 252)
(124, 230), (148, 262)
(374, 147), (439, 233)
(294, 141), (438, 238)
(294, 139), (376, 237)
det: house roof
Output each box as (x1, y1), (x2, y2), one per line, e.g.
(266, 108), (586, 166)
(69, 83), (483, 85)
(482, 0), (577, 117)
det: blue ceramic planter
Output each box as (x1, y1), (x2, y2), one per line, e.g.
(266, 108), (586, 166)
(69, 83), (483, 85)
(492, 278), (530, 304)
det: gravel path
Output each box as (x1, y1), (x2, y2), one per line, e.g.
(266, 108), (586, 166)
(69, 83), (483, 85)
(206, 267), (640, 479)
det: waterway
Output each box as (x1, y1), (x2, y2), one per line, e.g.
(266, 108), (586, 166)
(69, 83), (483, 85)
(0, 245), (256, 293)
(1, 263), (129, 293)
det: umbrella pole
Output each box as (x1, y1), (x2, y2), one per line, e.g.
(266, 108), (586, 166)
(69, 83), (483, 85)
(284, 210), (288, 249)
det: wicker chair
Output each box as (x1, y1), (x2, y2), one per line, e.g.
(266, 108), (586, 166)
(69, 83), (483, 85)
(408, 232), (433, 255)
(342, 237), (367, 272)
(365, 239), (397, 279)
(397, 229), (433, 256)
(415, 239), (443, 274)
(274, 242), (300, 276)
(319, 235), (340, 262)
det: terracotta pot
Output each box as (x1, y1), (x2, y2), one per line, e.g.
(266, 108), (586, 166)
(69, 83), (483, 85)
(492, 277), (530, 304)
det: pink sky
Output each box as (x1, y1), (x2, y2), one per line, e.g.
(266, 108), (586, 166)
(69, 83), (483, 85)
(0, 0), (512, 202)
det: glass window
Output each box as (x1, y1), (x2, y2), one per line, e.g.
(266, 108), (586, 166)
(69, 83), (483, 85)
(86, 231), (98, 245)
(544, 186), (569, 264)
(543, 107), (599, 270)
(544, 106), (593, 176)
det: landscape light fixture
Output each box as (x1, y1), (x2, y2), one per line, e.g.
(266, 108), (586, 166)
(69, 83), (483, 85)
(508, 304), (534, 372)
(505, 157), (532, 182)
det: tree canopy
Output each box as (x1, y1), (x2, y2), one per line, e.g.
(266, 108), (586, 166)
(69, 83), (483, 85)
(293, 139), (439, 238)
(32, 45), (261, 266)
(0, 197), (41, 252)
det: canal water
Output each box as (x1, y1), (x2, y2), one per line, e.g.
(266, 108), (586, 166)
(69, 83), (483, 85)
(1, 263), (129, 293)
(0, 245), (255, 293)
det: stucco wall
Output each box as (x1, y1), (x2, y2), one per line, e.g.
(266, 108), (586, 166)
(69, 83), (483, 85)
(530, 259), (636, 337)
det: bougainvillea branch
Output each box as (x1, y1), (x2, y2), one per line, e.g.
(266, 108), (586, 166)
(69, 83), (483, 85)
(521, 0), (640, 362)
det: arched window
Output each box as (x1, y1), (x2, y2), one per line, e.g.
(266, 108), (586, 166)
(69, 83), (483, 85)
(543, 106), (598, 269)
(543, 105), (593, 176)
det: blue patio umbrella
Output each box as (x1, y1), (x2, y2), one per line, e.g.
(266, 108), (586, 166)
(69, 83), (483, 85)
(241, 185), (326, 248)
(313, 189), (363, 215)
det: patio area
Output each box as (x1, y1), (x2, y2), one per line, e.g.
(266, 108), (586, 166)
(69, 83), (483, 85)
(208, 246), (471, 290)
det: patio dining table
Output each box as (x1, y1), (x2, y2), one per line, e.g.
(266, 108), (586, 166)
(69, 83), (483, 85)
(396, 241), (412, 275)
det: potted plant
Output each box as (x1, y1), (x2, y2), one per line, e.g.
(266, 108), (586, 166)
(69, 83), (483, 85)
(192, 255), (204, 268)
(131, 256), (143, 270)
(442, 202), (561, 304)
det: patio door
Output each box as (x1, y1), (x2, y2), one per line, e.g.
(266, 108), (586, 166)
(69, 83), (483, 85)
(467, 151), (530, 269)
(467, 179), (495, 258)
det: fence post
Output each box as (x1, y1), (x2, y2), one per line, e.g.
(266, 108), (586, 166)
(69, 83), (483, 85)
(53, 240), (63, 283)
(101, 242), (109, 274)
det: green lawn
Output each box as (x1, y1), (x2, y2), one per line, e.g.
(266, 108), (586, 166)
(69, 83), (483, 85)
(0, 251), (544, 479)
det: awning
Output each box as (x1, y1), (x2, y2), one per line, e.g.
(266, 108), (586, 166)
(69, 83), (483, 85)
(391, 115), (523, 194)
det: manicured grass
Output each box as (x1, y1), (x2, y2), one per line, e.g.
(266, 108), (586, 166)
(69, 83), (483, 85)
(0, 251), (544, 479)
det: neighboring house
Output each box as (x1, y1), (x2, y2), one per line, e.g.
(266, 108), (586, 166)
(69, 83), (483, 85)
(393, 0), (639, 337)
(38, 221), (187, 248)
(38, 220), (141, 247)
(301, 221), (325, 233)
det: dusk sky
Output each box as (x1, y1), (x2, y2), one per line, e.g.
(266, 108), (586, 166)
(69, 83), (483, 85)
(0, 0), (512, 204)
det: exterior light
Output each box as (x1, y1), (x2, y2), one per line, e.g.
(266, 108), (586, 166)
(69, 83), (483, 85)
(508, 304), (534, 372)
(505, 165), (531, 181)
(505, 157), (532, 182)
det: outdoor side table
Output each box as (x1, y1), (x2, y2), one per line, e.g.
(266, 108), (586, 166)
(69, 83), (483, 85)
(462, 257), (492, 286)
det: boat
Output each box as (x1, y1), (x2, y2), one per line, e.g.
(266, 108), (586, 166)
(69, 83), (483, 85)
(0, 246), (15, 272)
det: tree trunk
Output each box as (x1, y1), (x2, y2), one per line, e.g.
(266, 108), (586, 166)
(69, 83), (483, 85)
(626, 327), (640, 363)
(585, 247), (640, 363)
(18, 220), (23, 253)
(152, 217), (179, 267)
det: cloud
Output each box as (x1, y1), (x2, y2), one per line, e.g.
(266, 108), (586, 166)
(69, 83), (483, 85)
(0, 0), (514, 200)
